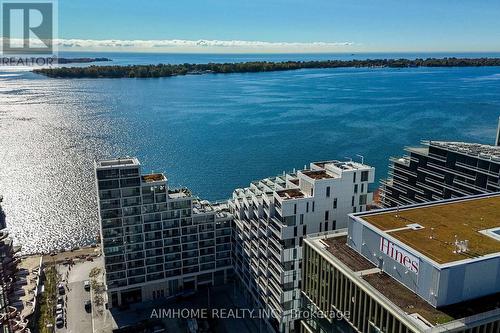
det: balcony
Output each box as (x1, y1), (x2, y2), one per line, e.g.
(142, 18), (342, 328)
(453, 178), (488, 194)
(243, 228), (251, 240)
(251, 260), (259, 275)
(250, 228), (259, 241)
(243, 246), (251, 259)
(417, 166), (445, 180)
(455, 161), (494, 177)
(268, 244), (282, 262)
(267, 293), (284, 317)
(427, 152), (447, 163)
(268, 219), (282, 239)
(251, 245), (259, 258)
(487, 180), (500, 190)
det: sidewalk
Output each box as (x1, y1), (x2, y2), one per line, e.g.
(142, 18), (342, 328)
(91, 263), (116, 333)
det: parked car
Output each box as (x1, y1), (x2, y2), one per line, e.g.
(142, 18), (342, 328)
(56, 318), (64, 328)
(84, 300), (91, 313)
(84, 280), (90, 291)
(57, 296), (64, 305)
(58, 283), (65, 295)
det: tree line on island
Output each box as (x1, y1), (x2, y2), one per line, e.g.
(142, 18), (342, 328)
(33, 57), (500, 79)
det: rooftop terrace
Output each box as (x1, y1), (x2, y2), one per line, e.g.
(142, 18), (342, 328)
(276, 188), (306, 200)
(360, 195), (500, 264)
(301, 170), (334, 180)
(141, 173), (165, 183)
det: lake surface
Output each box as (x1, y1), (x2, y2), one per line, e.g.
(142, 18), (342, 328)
(1, 52), (500, 254)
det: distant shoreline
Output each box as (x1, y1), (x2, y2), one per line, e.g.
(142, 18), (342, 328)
(55, 57), (112, 64)
(33, 57), (500, 79)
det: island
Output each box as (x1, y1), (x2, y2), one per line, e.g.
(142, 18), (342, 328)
(33, 57), (500, 79)
(55, 57), (112, 64)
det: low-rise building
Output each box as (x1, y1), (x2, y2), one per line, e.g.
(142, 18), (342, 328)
(302, 193), (500, 333)
(230, 160), (375, 333)
(95, 158), (233, 307)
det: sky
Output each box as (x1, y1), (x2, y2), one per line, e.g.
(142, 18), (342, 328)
(55, 0), (500, 53)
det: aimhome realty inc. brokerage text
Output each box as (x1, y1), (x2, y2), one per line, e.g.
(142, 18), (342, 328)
(150, 307), (350, 321)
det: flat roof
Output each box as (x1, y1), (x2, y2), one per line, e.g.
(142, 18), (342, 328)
(323, 236), (375, 272)
(428, 141), (500, 161)
(313, 160), (372, 171)
(309, 233), (500, 327)
(363, 272), (500, 326)
(96, 157), (140, 169)
(360, 195), (500, 264)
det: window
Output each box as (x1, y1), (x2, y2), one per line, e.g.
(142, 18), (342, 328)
(324, 211), (329, 221)
(361, 183), (365, 193)
(325, 221), (329, 231)
(333, 198), (337, 209)
(300, 214), (304, 225)
(312, 201), (315, 212)
(361, 170), (369, 182)
(353, 207), (357, 213)
(353, 172), (357, 183)
(294, 204), (297, 214)
(354, 184), (358, 194)
(351, 196), (355, 206)
(326, 186), (330, 198)
(306, 202), (309, 213)
(359, 194), (367, 205)
(303, 225), (307, 236)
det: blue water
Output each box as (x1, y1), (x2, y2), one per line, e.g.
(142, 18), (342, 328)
(1, 52), (500, 253)
(58, 51), (500, 66)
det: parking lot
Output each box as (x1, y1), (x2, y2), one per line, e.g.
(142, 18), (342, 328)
(55, 257), (102, 333)
(50, 257), (264, 333)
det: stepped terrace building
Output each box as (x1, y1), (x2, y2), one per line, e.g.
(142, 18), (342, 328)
(95, 158), (232, 307)
(301, 193), (500, 333)
(230, 160), (375, 333)
(381, 141), (500, 208)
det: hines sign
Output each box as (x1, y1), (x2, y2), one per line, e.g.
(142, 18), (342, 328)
(380, 238), (419, 274)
